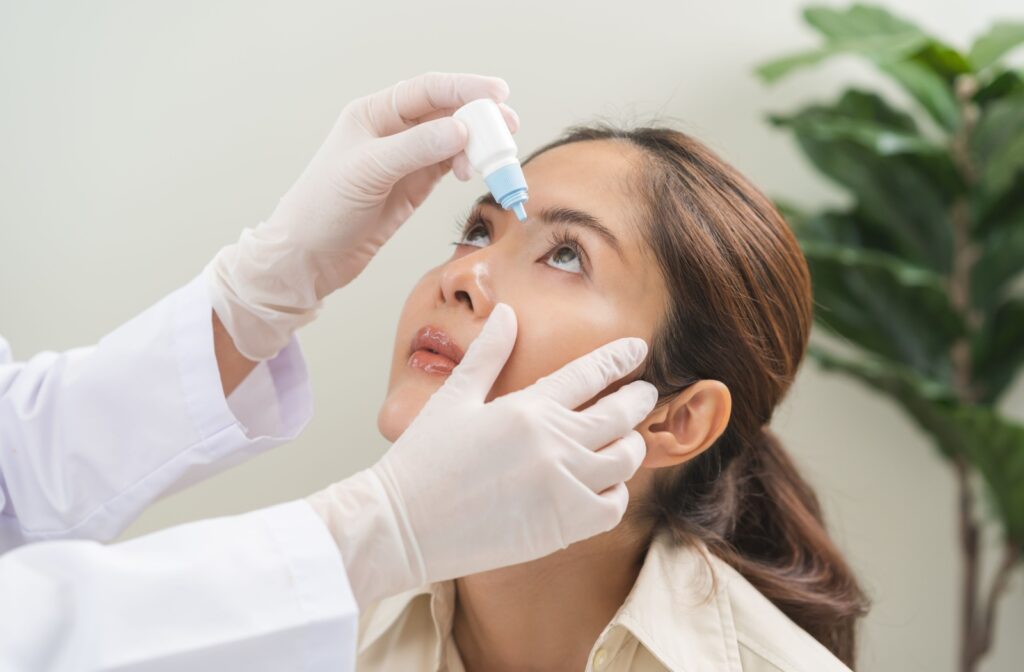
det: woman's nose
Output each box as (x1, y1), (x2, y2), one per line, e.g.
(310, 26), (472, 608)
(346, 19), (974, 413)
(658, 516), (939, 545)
(438, 251), (498, 317)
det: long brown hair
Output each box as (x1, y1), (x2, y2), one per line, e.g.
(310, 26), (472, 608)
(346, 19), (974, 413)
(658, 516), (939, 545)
(526, 127), (870, 665)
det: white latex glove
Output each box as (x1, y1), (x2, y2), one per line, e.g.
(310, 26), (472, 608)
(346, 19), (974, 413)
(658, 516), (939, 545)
(206, 72), (519, 360)
(307, 304), (658, 609)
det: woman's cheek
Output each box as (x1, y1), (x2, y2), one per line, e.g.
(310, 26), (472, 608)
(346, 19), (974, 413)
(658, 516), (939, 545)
(486, 299), (623, 402)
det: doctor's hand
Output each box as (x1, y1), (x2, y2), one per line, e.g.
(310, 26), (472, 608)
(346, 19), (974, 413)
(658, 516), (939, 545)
(206, 72), (519, 361)
(307, 304), (659, 609)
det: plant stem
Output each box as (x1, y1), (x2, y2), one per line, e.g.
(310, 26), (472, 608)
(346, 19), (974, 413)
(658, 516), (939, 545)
(949, 74), (983, 672)
(975, 544), (1021, 659)
(947, 73), (1019, 672)
(955, 457), (980, 672)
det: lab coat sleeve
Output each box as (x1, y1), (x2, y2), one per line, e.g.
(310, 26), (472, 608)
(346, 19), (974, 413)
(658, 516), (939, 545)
(0, 499), (357, 672)
(0, 274), (313, 550)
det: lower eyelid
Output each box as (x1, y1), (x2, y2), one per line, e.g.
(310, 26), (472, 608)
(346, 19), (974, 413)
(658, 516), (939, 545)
(456, 232), (588, 275)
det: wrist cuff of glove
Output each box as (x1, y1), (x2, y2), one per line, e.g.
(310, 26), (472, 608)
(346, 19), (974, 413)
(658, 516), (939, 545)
(305, 467), (425, 610)
(205, 233), (322, 361)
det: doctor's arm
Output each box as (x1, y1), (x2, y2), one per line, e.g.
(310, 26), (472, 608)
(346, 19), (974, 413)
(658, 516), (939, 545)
(0, 500), (358, 672)
(0, 275), (314, 551)
(0, 73), (507, 551)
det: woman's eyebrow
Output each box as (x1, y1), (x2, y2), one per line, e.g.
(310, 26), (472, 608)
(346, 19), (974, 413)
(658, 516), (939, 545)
(473, 193), (624, 260)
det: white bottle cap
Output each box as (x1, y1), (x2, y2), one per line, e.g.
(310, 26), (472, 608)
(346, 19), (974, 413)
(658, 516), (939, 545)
(454, 99), (529, 221)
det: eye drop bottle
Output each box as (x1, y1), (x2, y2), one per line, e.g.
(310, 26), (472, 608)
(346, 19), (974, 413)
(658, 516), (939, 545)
(453, 98), (529, 222)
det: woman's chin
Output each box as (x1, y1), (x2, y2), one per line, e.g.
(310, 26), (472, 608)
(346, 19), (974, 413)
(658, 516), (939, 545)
(376, 404), (404, 443)
(376, 391), (428, 443)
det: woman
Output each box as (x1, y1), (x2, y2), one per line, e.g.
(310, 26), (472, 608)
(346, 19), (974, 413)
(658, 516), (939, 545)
(358, 125), (870, 671)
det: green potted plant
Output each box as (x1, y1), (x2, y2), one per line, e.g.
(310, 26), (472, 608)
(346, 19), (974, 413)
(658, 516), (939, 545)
(758, 4), (1023, 670)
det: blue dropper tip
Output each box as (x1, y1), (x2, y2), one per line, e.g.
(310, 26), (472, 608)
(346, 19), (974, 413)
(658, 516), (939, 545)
(511, 201), (527, 222)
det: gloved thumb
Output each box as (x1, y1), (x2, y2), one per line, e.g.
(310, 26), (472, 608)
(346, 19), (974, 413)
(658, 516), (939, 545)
(433, 303), (517, 403)
(369, 116), (469, 183)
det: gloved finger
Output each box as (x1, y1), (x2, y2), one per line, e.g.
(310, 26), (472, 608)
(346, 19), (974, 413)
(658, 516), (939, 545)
(412, 102), (517, 183)
(497, 103), (520, 134)
(362, 116), (468, 186)
(574, 431), (647, 494)
(435, 303), (517, 402)
(585, 482), (632, 537)
(452, 152), (473, 181)
(597, 482), (632, 530)
(391, 158), (451, 212)
(570, 380), (659, 448)
(529, 337), (649, 410)
(409, 102), (519, 134)
(366, 72), (510, 137)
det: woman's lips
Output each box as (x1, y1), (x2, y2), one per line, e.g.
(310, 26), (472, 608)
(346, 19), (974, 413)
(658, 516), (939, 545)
(408, 326), (464, 376)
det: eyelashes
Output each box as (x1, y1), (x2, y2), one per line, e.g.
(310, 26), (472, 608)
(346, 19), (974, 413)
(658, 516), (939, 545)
(451, 210), (590, 276)
(546, 229), (586, 273)
(452, 208), (475, 238)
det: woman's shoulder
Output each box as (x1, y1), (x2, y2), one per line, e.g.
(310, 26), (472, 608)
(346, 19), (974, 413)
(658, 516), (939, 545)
(697, 545), (853, 672)
(621, 533), (851, 672)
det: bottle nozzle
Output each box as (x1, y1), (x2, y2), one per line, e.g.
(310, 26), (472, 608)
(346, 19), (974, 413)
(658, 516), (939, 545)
(485, 163), (529, 224)
(511, 201), (527, 222)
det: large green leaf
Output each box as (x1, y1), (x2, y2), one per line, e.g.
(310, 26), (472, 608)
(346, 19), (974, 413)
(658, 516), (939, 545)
(803, 4), (962, 129)
(771, 109), (938, 155)
(914, 41), (974, 78)
(789, 207), (886, 248)
(972, 178), (1024, 241)
(758, 5), (928, 81)
(802, 3), (923, 41)
(810, 345), (1024, 546)
(756, 33), (927, 82)
(788, 205), (944, 267)
(807, 344), (960, 456)
(950, 405), (1024, 547)
(971, 92), (1024, 211)
(819, 87), (919, 130)
(972, 298), (1024, 404)
(772, 91), (956, 271)
(791, 135), (954, 270)
(970, 21), (1024, 71)
(974, 69), (1024, 107)
(971, 211), (1024, 310)
(877, 58), (961, 130)
(802, 242), (963, 380)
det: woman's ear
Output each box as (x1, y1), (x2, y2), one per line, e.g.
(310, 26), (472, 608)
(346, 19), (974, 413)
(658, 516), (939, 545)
(638, 380), (732, 469)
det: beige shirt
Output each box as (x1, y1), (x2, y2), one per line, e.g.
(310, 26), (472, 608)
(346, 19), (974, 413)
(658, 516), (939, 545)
(357, 533), (851, 671)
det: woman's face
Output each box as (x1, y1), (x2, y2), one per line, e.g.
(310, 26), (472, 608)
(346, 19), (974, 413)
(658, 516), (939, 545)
(378, 140), (669, 441)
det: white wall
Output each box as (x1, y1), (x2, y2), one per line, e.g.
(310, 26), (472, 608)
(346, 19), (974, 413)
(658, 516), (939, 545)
(1, 1), (1021, 669)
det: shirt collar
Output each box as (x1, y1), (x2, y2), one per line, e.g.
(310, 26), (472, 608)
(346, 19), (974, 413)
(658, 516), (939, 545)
(358, 583), (433, 653)
(358, 532), (743, 672)
(611, 532), (743, 670)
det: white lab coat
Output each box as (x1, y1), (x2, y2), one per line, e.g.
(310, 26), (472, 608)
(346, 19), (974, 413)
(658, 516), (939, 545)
(0, 275), (358, 671)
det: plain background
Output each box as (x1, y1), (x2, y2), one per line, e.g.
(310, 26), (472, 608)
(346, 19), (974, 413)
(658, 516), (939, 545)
(1, 1), (1022, 669)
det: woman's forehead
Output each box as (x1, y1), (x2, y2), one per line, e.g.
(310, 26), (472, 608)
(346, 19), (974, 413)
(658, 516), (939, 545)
(521, 140), (647, 248)
(523, 140), (643, 199)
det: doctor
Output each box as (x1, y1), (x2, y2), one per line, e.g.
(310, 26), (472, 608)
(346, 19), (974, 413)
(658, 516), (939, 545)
(0, 72), (657, 670)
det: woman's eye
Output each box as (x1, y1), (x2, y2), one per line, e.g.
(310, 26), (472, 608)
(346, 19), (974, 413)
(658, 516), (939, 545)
(459, 222), (491, 248)
(546, 245), (583, 274)
(455, 219), (585, 275)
